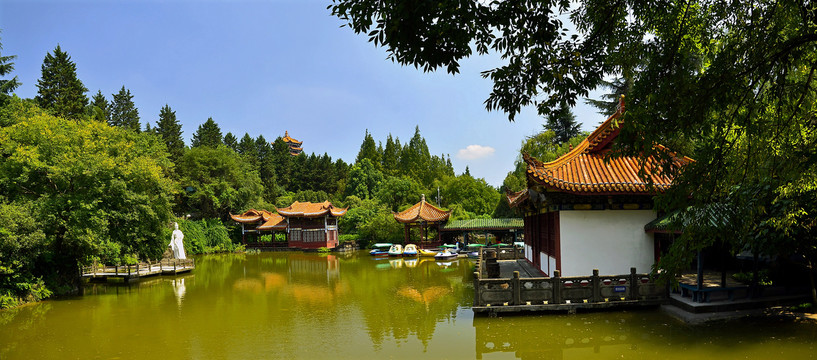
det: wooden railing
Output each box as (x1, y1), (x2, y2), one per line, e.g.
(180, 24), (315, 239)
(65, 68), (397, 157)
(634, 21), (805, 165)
(82, 258), (195, 277)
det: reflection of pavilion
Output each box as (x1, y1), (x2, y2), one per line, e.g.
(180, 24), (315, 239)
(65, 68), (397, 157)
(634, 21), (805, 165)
(287, 254), (340, 284)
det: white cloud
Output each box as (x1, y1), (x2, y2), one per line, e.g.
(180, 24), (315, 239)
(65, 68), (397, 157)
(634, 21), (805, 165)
(457, 145), (496, 160)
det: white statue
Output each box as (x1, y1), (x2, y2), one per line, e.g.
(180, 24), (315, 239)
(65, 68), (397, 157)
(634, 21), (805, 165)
(170, 222), (186, 259)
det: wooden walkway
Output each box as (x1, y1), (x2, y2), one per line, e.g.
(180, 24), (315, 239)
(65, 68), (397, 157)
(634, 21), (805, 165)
(82, 259), (194, 282)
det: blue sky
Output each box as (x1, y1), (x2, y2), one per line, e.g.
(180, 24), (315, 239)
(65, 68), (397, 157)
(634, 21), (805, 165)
(1, 0), (605, 186)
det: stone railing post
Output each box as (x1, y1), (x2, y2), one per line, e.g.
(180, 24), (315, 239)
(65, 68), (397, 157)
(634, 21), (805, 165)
(592, 269), (601, 303)
(630, 267), (639, 300)
(512, 271), (521, 305)
(552, 270), (562, 304)
(473, 272), (481, 306)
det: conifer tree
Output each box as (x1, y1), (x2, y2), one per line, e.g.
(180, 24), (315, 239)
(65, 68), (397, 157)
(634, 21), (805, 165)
(191, 117), (223, 148)
(545, 103), (580, 144)
(0, 32), (20, 95)
(35, 45), (88, 119)
(89, 90), (109, 122)
(223, 132), (238, 152)
(355, 130), (381, 167)
(109, 86), (140, 131)
(382, 134), (401, 176)
(156, 104), (185, 164)
(237, 133), (257, 158)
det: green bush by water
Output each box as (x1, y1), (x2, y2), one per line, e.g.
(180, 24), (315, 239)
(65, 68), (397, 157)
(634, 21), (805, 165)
(177, 218), (237, 254)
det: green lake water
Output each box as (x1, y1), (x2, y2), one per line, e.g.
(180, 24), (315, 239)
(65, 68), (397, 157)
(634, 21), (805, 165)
(1, 251), (815, 359)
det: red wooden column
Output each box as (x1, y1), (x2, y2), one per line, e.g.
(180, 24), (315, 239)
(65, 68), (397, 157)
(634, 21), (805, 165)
(404, 223), (410, 243)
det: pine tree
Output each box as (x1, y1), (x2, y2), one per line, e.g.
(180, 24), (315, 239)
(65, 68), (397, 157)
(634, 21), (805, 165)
(0, 32), (21, 95)
(223, 132), (238, 152)
(156, 104), (185, 164)
(355, 130), (381, 167)
(545, 103), (580, 144)
(237, 133), (257, 158)
(109, 86), (140, 131)
(35, 45), (88, 119)
(382, 134), (401, 176)
(398, 126), (431, 184)
(89, 90), (109, 122)
(191, 117), (223, 148)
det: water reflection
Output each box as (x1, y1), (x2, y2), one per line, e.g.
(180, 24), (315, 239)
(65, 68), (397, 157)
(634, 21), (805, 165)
(2, 252), (815, 359)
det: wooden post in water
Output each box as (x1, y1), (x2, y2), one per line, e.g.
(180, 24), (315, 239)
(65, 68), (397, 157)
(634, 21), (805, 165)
(512, 271), (521, 305)
(592, 269), (601, 303)
(629, 267), (639, 300)
(552, 270), (562, 304)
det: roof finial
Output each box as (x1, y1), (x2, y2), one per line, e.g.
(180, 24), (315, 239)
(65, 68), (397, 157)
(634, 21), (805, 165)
(421, 194), (426, 202)
(285, 130), (289, 137)
(617, 94), (626, 114)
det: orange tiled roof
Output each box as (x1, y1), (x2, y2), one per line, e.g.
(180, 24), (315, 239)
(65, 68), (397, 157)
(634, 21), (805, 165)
(525, 96), (692, 195)
(231, 209), (287, 230)
(393, 195), (451, 223)
(276, 201), (347, 218)
(282, 131), (302, 145)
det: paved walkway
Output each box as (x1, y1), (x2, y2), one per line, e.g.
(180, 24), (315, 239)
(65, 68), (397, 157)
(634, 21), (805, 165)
(497, 260), (544, 278)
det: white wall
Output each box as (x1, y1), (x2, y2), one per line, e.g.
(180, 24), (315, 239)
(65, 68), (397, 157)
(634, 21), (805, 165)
(559, 210), (656, 277)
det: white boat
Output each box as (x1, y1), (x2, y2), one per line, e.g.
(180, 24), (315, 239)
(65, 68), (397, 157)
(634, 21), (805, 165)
(388, 244), (404, 256)
(434, 248), (458, 260)
(402, 244), (419, 257)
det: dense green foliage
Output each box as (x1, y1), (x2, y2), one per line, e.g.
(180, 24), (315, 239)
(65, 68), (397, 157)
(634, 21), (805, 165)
(176, 145), (264, 220)
(35, 45), (88, 119)
(0, 98), (175, 301)
(88, 90), (109, 122)
(177, 218), (237, 254)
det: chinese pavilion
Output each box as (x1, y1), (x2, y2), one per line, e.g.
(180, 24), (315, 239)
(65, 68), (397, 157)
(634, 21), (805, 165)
(507, 96), (691, 276)
(282, 131), (303, 156)
(231, 209), (287, 244)
(393, 195), (451, 244)
(276, 201), (347, 249)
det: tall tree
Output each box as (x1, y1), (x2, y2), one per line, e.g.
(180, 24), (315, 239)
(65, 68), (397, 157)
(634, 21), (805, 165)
(108, 86), (140, 131)
(35, 45), (88, 119)
(88, 90), (109, 122)
(0, 32), (20, 96)
(545, 103), (580, 144)
(237, 133), (257, 158)
(223, 132), (238, 152)
(382, 134), (401, 175)
(398, 126), (431, 184)
(191, 117), (223, 148)
(355, 130), (381, 167)
(155, 104), (185, 164)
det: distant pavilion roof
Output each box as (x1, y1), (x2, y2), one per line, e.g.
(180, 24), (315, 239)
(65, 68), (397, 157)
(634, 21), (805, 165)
(276, 201), (347, 218)
(516, 96), (692, 201)
(282, 131), (302, 145)
(441, 218), (523, 231)
(393, 195), (451, 224)
(230, 209), (287, 230)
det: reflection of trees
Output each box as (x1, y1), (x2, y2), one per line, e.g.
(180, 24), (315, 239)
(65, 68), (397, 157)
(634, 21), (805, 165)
(339, 257), (474, 349)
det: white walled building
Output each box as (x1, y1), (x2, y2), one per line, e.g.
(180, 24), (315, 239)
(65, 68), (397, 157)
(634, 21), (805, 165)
(508, 97), (691, 277)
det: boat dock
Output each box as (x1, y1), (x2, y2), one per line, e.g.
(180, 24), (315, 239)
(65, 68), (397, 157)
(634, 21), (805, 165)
(81, 258), (194, 283)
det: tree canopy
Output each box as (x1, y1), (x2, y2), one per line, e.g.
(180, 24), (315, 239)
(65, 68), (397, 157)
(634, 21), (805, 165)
(0, 97), (175, 296)
(155, 104), (185, 165)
